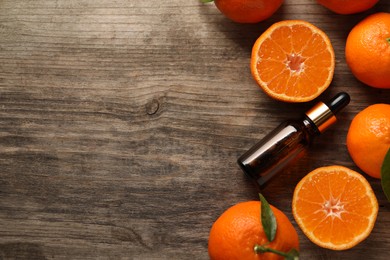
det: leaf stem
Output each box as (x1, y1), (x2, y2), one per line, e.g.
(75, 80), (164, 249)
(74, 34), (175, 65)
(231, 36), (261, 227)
(254, 244), (299, 259)
(254, 244), (288, 257)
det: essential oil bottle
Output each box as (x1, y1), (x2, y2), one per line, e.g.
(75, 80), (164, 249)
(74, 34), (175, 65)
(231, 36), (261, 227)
(237, 92), (350, 188)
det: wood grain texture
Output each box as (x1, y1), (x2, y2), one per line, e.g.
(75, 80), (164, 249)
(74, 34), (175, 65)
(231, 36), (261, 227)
(0, 0), (389, 259)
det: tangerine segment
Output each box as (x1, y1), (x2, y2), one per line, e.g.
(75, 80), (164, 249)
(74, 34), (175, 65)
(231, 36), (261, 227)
(292, 165), (378, 250)
(251, 20), (335, 102)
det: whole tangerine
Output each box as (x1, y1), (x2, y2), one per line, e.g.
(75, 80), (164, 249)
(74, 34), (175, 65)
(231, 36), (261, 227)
(316, 0), (379, 14)
(208, 201), (299, 260)
(213, 0), (284, 23)
(345, 12), (390, 89)
(347, 104), (390, 179)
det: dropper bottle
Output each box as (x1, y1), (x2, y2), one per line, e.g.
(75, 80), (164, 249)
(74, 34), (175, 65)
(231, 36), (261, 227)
(237, 92), (350, 188)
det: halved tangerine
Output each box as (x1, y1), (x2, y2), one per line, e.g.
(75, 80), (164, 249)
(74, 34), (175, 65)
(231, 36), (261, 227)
(251, 20), (335, 102)
(292, 165), (378, 250)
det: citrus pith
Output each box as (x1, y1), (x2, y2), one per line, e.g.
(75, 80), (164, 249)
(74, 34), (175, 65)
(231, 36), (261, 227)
(292, 165), (378, 250)
(251, 20), (335, 102)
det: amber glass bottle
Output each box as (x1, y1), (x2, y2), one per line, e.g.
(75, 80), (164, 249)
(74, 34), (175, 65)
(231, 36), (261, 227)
(237, 92), (350, 188)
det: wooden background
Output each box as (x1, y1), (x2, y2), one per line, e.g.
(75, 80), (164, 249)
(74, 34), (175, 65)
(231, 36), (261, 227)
(1, 0), (389, 259)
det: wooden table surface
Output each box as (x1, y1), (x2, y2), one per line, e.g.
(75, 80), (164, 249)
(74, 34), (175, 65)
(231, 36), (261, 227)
(1, 0), (390, 259)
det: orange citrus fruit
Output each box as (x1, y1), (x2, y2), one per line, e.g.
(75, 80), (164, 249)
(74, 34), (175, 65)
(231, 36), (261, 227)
(347, 104), (390, 179)
(251, 20), (335, 102)
(316, 0), (379, 14)
(292, 165), (379, 250)
(345, 12), (390, 89)
(208, 201), (299, 260)
(213, 0), (284, 24)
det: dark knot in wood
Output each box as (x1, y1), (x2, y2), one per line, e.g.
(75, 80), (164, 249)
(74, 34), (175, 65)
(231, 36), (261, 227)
(145, 98), (160, 115)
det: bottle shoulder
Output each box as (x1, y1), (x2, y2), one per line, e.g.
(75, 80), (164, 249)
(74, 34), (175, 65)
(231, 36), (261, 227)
(275, 117), (320, 138)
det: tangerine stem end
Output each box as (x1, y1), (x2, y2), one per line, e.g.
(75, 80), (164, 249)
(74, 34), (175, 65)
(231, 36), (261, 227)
(254, 244), (299, 259)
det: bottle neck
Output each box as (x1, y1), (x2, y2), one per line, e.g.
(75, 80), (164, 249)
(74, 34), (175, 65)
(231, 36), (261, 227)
(305, 102), (337, 133)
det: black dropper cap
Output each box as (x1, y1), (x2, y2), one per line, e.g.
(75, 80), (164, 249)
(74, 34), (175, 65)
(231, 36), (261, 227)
(326, 92), (350, 114)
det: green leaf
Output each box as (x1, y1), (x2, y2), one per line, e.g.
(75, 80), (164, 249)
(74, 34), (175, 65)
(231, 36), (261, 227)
(200, 0), (214, 3)
(259, 193), (277, 242)
(381, 148), (390, 202)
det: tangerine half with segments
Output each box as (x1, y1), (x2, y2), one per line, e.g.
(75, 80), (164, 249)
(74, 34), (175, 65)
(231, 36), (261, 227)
(292, 165), (378, 250)
(251, 20), (335, 102)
